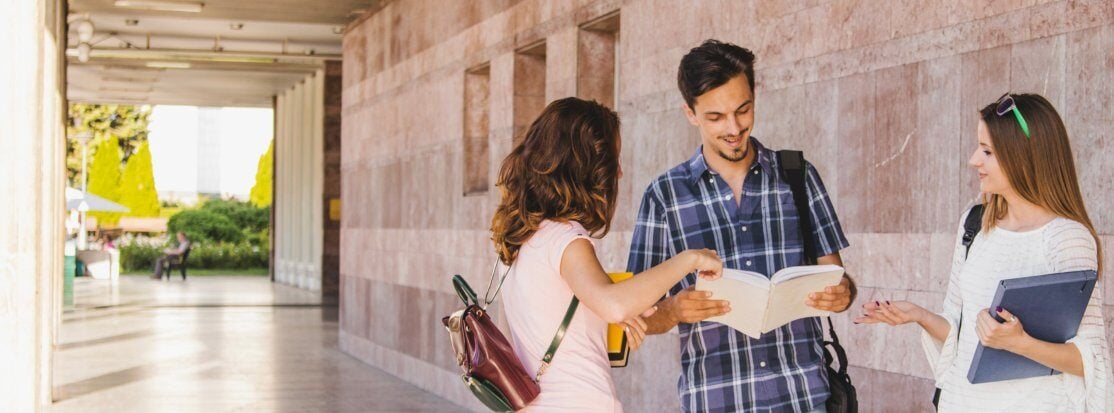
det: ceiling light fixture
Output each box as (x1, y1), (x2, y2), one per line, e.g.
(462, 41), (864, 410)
(76, 20), (95, 43)
(114, 0), (204, 13)
(230, 22), (243, 30)
(145, 61), (191, 69)
(332, 26), (344, 35)
(76, 43), (92, 62)
(125, 19), (139, 26)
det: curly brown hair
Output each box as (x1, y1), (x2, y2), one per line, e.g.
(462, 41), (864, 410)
(491, 97), (621, 265)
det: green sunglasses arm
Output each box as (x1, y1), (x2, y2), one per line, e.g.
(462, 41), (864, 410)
(1012, 109), (1031, 138)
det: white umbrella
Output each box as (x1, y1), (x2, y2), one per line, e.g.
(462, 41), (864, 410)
(65, 188), (130, 213)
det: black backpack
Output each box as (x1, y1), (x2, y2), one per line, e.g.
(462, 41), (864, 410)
(776, 150), (858, 413)
(931, 204), (985, 410)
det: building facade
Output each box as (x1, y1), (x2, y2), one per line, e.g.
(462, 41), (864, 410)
(337, 1), (1114, 412)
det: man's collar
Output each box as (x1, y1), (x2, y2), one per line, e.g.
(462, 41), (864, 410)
(685, 137), (774, 183)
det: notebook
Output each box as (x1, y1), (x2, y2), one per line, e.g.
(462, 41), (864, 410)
(967, 269), (1098, 384)
(606, 272), (633, 368)
(695, 265), (844, 339)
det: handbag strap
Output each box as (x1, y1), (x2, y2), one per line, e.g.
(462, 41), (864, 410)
(482, 261), (511, 308)
(474, 260), (580, 381)
(537, 297), (578, 381)
(452, 275), (480, 307)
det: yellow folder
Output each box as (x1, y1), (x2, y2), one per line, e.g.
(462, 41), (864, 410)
(607, 272), (633, 368)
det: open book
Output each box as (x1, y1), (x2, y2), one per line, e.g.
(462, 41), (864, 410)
(696, 264), (844, 339)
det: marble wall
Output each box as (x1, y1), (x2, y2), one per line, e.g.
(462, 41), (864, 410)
(0, 0), (66, 410)
(339, 1), (1114, 411)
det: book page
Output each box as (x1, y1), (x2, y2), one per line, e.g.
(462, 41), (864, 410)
(770, 264), (844, 284)
(762, 268), (844, 333)
(696, 270), (771, 339)
(719, 268), (771, 289)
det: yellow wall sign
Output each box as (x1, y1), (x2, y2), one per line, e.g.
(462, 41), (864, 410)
(329, 198), (341, 221)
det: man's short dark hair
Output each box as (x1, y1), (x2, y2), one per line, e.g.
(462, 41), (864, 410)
(677, 39), (757, 109)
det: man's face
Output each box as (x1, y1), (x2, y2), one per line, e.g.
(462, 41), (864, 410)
(683, 74), (755, 163)
(177, 232), (186, 242)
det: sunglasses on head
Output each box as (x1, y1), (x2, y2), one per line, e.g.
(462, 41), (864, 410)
(995, 93), (1031, 139)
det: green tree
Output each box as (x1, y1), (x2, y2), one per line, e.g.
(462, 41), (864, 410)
(87, 137), (124, 226)
(167, 209), (243, 244)
(200, 199), (269, 233)
(118, 142), (161, 217)
(249, 140), (273, 207)
(67, 103), (151, 188)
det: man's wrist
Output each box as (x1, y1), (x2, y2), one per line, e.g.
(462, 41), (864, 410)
(843, 274), (857, 306)
(657, 295), (678, 325)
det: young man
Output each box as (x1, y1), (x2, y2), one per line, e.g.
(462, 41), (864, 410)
(626, 40), (855, 413)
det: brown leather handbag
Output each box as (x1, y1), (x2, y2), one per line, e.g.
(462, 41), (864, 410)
(442, 264), (577, 412)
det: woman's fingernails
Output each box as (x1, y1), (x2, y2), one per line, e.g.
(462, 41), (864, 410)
(995, 306), (1003, 313)
(886, 301), (891, 305)
(875, 301), (880, 306)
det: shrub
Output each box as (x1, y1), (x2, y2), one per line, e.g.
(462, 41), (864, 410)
(200, 199), (269, 233)
(121, 238), (268, 271)
(185, 241), (267, 269)
(120, 241), (163, 272)
(167, 209), (243, 244)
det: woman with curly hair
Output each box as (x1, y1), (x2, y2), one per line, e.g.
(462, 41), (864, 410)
(493, 97), (724, 412)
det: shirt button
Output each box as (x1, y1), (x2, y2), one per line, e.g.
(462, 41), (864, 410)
(753, 170), (759, 175)
(741, 226), (748, 232)
(708, 177), (714, 183)
(723, 195), (731, 201)
(759, 361), (767, 367)
(746, 260), (752, 267)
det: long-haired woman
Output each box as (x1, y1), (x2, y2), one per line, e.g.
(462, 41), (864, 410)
(857, 93), (1109, 411)
(492, 97), (723, 412)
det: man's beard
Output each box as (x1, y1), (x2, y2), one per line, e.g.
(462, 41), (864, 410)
(715, 136), (748, 162)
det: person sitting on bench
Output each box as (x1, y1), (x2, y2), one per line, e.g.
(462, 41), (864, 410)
(153, 232), (191, 279)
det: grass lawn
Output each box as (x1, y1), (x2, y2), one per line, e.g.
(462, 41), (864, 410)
(123, 268), (269, 276)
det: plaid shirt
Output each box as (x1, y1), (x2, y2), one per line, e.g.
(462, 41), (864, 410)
(626, 138), (849, 413)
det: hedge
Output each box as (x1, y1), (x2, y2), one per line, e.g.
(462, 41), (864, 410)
(120, 240), (268, 272)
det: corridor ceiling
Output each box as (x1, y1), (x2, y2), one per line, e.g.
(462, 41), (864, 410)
(66, 0), (386, 107)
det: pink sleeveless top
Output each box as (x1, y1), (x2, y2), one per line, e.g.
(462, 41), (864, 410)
(502, 220), (623, 412)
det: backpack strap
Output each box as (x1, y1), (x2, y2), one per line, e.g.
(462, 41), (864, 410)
(822, 317), (849, 375)
(777, 150), (853, 370)
(776, 150), (817, 264)
(961, 204), (985, 259)
(933, 203), (985, 410)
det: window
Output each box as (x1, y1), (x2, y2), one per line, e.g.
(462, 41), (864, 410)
(463, 64), (491, 196)
(513, 41), (547, 147)
(578, 12), (619, 109)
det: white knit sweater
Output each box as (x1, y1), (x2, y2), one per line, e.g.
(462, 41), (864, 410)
(922, 211), (1110, 412)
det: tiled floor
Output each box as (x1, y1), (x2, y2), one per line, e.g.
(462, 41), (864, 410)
(51, 275), (466, 413)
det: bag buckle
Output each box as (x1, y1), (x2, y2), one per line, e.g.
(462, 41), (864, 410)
(535, 361), (550, 382)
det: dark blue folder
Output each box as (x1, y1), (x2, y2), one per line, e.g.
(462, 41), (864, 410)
(967, 269), (1097, 384)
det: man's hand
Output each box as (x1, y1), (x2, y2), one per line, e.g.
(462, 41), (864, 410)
(805, 275), (853, 312)
(659, 286), (731, 324)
